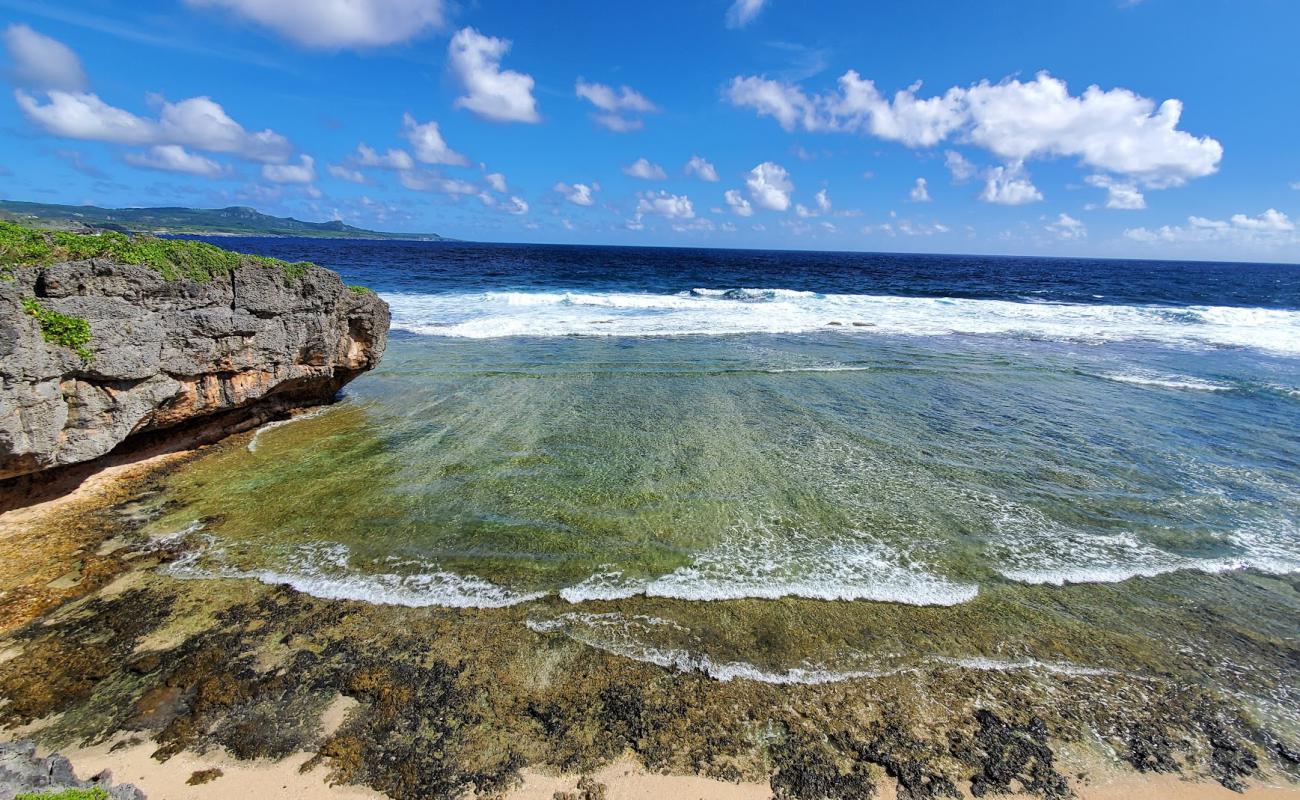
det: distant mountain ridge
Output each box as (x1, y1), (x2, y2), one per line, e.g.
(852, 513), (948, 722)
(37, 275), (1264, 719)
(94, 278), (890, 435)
(0, 200), (444, 240)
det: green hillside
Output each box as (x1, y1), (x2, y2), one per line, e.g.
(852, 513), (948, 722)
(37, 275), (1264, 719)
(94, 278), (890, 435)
(0, 200), (443, 240)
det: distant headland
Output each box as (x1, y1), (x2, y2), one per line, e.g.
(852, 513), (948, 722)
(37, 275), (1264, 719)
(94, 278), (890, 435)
(0, 199), (445, 241)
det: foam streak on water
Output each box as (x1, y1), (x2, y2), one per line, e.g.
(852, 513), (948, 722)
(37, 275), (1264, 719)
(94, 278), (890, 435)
(384, 288), (1300, 355)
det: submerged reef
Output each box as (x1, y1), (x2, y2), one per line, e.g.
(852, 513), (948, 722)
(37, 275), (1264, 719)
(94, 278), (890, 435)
(0, 221), (389, 486)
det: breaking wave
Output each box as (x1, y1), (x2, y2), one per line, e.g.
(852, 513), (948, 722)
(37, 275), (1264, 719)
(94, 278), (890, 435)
(384, 288), (1300, 355)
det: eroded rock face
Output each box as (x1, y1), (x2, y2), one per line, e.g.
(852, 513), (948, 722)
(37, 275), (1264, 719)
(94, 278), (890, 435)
(0, 257), (389, 480)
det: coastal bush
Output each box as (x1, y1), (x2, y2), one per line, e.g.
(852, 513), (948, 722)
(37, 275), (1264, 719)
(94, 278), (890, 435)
(347, 284), (374, 294)
(22, 297), (93, 361)
(0, 220), (314, 283)
(15, 789), (110, 800)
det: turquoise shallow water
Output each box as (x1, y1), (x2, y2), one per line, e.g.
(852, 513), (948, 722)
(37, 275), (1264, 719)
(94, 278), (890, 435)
(143, 241), (1300, 727)
(158, 329), (1300, 611)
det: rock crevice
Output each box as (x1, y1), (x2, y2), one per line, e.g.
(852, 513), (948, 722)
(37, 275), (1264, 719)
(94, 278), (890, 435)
(0, 257), (389, 481)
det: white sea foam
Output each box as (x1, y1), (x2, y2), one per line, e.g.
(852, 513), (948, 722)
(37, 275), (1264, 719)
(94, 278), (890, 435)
(986, 495), (1300, 586)
(164, 539), (544, 609)
(247, 405), (337, 453)
(559, 522), (978, 607)
(1093, 370), (1235, 392)
(527, 611), (1115, 684)
(383, 288), (1300, 355)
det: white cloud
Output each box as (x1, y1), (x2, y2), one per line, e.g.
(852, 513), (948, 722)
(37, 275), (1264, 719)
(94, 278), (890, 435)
(16, 91), (154, 144)
(592, 114), (644, 133)
(398, 169), (476, 194)
(500, 195), (529, 215)
(1084, 174), (1145, 210)
(402, 113), (467, 166)
(125, 144), (224, 177)
(1046, 212), (1086, 240)
(794, 203), (816, 218)
(727, 70), (1222, 188)
(684, 155), (719, 182)
(724, 188), (753, 217)
(355, 143), (415, 170)
(1125, 209), (1295, 246)
(448, 27), (539, 124)
(944, 150), (977, 182)
(815, 188), (831, 212)
(745, 161), (793, 211)
(623, 157), (667, 180)
(726, 0), (767, 28)
(3, 24), (87, 91)
(184, 0), (445, 48)
(980, 164), (1043, 205)
(554, 181), (597, 206)
(909, 177), (930, 202)
(157, 96), (292, 162)
(1291, 181), (1300, 190)
(485, 172), (507, 192)
(262, 154), (315, 184)
(328, 163), (367, 183)
(636, 191), (695, 219)
(897, 219), (950, 236)
(15, 90), (292, 162)
(574, 80), (657, 114)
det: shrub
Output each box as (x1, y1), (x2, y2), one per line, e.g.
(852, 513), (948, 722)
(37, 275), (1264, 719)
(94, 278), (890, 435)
(15, 788), (111, 800)
(0, 220), (315, 284)
(21, 297), (93, 361)
(347, 284), (374, 294)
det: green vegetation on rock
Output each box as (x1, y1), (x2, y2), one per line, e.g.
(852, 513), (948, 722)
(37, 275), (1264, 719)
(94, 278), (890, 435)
(348, 284), (375, 294)
(0, 219), (313, 283)
(16, 789), (110, 800)
(22, 297), (93, 361)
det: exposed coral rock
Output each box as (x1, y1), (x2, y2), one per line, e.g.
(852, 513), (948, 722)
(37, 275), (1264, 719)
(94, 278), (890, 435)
(0, 739), (145, 799)
(0, 257), (388, 480)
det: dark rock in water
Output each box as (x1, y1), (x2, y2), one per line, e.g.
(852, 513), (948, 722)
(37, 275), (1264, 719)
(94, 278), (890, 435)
(962, 710), (1069, 799)
(850, 322), (875, 327)
(0, 257), (389, 481)
(0, 739), (145, 799)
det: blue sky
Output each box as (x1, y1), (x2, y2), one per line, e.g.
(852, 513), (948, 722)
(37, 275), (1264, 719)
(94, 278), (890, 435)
(1, 0), (1298, 262)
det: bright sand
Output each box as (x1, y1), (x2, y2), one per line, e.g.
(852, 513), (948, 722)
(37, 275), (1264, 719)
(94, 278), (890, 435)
(45, 740), (1300, 800)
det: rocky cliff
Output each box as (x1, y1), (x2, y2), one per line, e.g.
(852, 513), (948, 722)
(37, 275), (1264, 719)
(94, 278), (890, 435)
(0, 228), (389, 482)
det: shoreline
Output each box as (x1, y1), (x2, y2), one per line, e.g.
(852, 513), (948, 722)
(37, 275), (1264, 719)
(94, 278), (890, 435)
(32, 741), (1300, 800)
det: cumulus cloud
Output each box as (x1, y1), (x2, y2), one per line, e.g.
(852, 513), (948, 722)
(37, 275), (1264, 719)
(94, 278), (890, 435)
(980, 164), (1042, 205)
(684, 155), (719, 182)
(623, 157), (667, 180)
(328, 163), (367, 183)
(399, 170), (476, 194)
(727, 70), (1222, 189)
(636, 190), (695, 219)
(576, 79), (657, 131)
(125, 144), (224, 177)
(184, 0), (445, 48)
(554, 181), (597, 206)
(485, 172), (507, 192)
(261, 154), (315, 184)
(745, 161), (793, 211)
(815, 188), (831, 213)
(1046, 212), (1086, 240)
(15, 91), (294, 163)
(1084, 174), (1146, 209)
(726, 0), (767, 28)
(724, 188), (753, 217)
(354, 143), (415, 170)
(500, 195), (529, 215)
(448, 27), (539, 124)
(1125, 209), (1295, 246)
(3, 24), (87, 91)
(909, 177), (930, 202)
(402, 113), (468, 166)
(944, 150), (977, 182)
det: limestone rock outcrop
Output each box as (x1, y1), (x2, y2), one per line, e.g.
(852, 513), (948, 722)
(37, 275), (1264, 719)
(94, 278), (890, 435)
(0, 257), (389, 480)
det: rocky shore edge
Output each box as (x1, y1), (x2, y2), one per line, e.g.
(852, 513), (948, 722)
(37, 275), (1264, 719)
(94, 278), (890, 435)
(0, 221), (389, 509)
